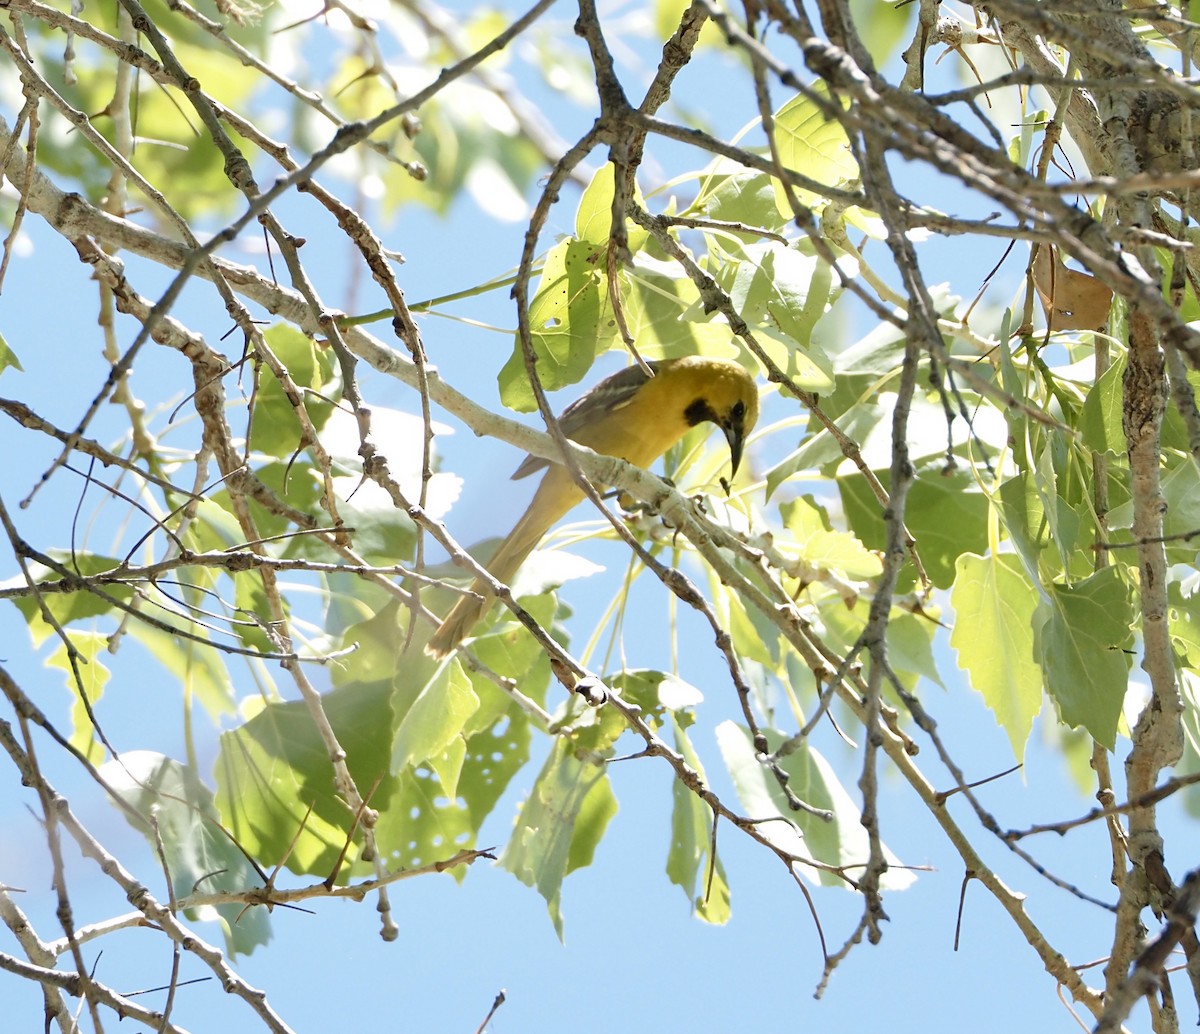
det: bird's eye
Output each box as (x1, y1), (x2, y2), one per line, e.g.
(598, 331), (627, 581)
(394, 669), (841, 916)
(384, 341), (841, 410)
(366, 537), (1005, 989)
(730, 400), (745, 422)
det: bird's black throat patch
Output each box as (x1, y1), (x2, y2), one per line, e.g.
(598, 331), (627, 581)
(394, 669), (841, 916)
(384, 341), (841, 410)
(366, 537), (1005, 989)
(684, 397), (718, 427)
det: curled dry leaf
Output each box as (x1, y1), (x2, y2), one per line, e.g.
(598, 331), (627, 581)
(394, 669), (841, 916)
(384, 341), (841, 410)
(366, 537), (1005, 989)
(1032, 244), (1114, 332)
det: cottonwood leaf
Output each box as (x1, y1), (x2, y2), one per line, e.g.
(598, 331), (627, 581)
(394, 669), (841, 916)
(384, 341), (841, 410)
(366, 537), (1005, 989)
(498, 239), (608, 410)
(500, 736), (617, 939)
(215, 680), (394, 877)
(1035, 567), (1133, 749)
(47, 631), (109, 765)
(392, 658), (480, 772)
(770, 88), (858, 215)
(716, 722), (913, 890)
(666, 718), (730, 924)
(106, 751), (271, 956)
(9, 552), (133, 645)
(1080, 355), (1126, 455)
(950, 553), (1043, 760)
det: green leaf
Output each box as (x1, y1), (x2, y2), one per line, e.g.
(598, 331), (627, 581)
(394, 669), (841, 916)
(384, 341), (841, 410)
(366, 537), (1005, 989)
(233, 575), (278, 655)
(222, 460), (326, 553)
(392, 658), (481, 771)
(0, 331), (22, 375)
(249, 324), (336, 459)
(377, 77), (543, 218)
(718, 584), (777, 667)
(608, 669), (703, 730)
(372, 666), (535, 876)
(465, 590), (559, 687)
(429, 736), (467, 802)
(456, 674), (534, 828)
(1159, 460), (1200, 564)
(882, 608), (943, 690)
(848, 0), (913, 59)
(1007, 108), (1047, 169)
(770, 87), (859, 216)
(1080, 354), (1127, 455)
(9, 553), (134, 645)
(995, 310), (1023, 401)
(565, 771), (618, 876)
(832, 317), (911, 378)
(1035, 567), (1133, 748)
(1168, 581), (1200, 671)
(575, 162), (648, 250)
(51, 15), (262, 217)
(215, 680), (394, 877)
(697, 171), (787, 232)
(839, 465), (988, 589)
(1107, 458), (1200, 567)
(666, 718), (730, 923)
(816, 596), (939, 693)
(1176, 669), (1200, 818)
(622, 258), (735, 361)
(719, 239), (835, 361)
(325, 580), (399, 669)
(46, 631), (110, 765)
(780, 497), (883, 582)
(372, 764), (475, 872)
(765, 393), (881, 495)
(950, 553), (1043, 759)
(182, 493), (251, 554)
(105, 751), (271, 956)
(499, 737), (616, 938)
(716, 722), (913, 889)
(1033, 441), (1080, 571)
(321, 476), (419, 566)
(651, 0), (727, 48)
(996, 472), (1049, 579)
(498, 238), (608, 411)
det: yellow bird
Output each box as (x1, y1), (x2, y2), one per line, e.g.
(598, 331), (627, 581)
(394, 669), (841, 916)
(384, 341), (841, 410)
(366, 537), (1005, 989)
(425, 355), (759, 658)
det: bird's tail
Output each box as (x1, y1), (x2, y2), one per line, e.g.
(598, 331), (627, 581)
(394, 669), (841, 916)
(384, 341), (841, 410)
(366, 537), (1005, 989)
(424, 501), (553, 659)
(424, 584), (488, 659)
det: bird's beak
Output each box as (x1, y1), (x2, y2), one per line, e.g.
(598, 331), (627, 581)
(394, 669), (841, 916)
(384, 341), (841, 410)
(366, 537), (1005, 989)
(724, 423), (745, 477)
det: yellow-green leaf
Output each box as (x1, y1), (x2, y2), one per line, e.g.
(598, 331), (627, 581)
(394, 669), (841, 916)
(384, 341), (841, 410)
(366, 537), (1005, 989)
(771, 87), (858, 217)
(950, 553), (1043, 760)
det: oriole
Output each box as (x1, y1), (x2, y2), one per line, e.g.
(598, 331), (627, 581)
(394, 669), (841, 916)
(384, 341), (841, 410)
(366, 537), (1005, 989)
(425, 355), (759, 658)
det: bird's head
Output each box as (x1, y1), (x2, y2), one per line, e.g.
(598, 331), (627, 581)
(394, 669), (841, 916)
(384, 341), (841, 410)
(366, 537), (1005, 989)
(680, 358), (759, 476)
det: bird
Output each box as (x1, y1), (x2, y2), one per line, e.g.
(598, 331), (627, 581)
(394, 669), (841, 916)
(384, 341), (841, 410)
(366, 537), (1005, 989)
(424, 355), (759, 659)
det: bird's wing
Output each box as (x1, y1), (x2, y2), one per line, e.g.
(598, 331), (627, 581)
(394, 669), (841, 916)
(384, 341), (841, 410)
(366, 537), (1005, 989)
(510, 361), (661, 481)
